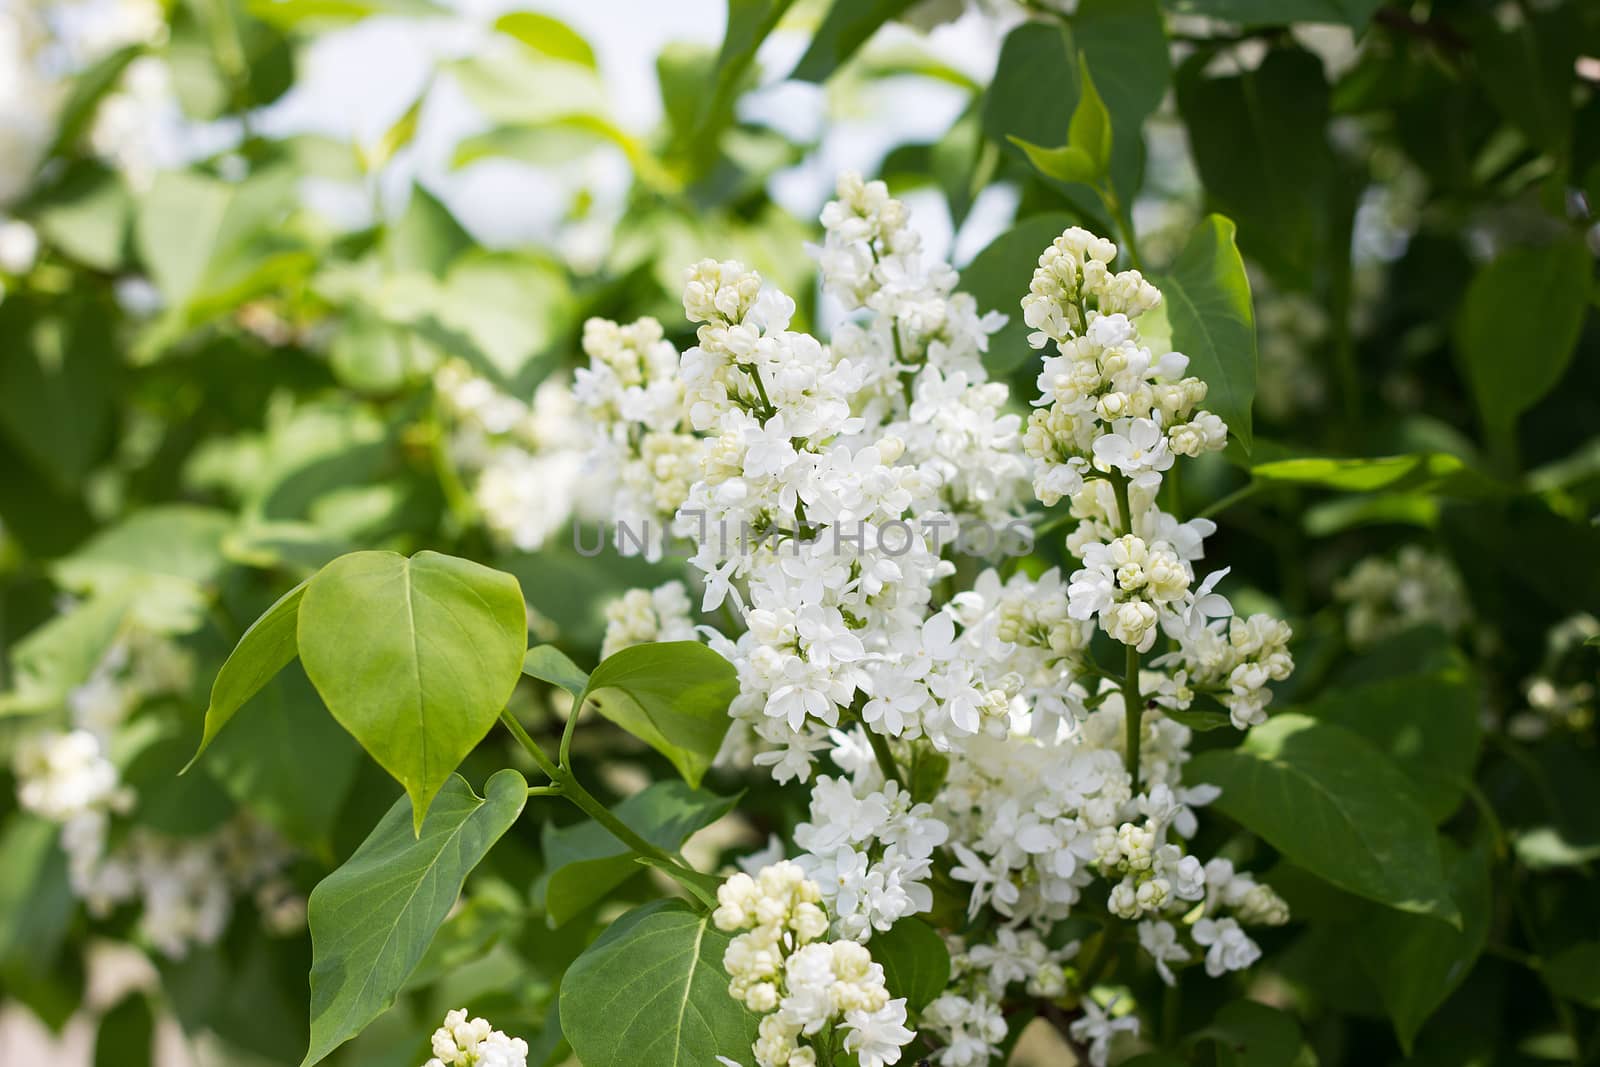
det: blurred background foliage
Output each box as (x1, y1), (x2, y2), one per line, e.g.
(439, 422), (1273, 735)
(1, 0), (1598, 1064)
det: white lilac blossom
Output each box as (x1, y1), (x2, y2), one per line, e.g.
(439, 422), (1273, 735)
(423, 1008), (529, 1067)
(11, 630), (302, 958)
(436, 361), (597, 552)
(1334, 544), (1471, 648)
(1508, 613), (1598, 740)
(714, 862), (915, 1067)
(584, 176), (1295, 1064)
(600, 579), (698, 658)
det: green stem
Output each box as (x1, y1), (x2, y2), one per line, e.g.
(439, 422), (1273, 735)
(527, 785), (563, 799)
(1109, 470), (1143, 786)
(499, 709), (560, 780)
(1079, 923), (1123, 989)
(866, 728), (906, 789)
(501, 709), (697, 877)
(1105, 189), (1144, 272)
(1195, 479), (1263, 521)
(1123, 642), (1143, 787)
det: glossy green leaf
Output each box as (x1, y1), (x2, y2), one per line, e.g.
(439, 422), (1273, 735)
(44, 44), (144, 162)
(1300, 640), (1482, 823)
(1176, 49), (1331, 287)
(1251, 452), (1500, 497)
(560, 899), (760, 1067)
(1067, 56), (1113, 176)
(297, 550), (527, 831)
(1455, 239), (1591, 430)
(0, 294), (117, 490)
(1188, 714), (1458, 924)
(187, 579), (306, 767)
(871, 918), (950, 1012)
(302, 769), (528, 1065)
(1009, 138), (1099, 186)
(536, 781), (738, 926)
(1189, 999), (1303, 1067)
(982, 23), (1081, 171)
(0, 816), (74, 973)
(960, 212), (1076, 373)
(521, 643), (590, 701)
(1355, 841), (1492, 1052)
(386, 184), (472, 278)
(1, 591), (130, 717)
(245, 0), (447, 29)
(582, 641), (739, 788)
(791, 0), (916, 82)
(1471, 7), (1578, 158)
(1159, 215), (1257, 453)
(1545, 942), (1600, 1008)
(30, 162), (133, 271)
(493, 11), (597, 69)
(1162, 0), (1383, 30)
(1074, 0), (1168, 197)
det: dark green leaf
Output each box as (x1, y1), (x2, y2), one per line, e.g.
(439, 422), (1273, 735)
(1355, 841), (1492, 1051)
(871, 918), (950, 1012)
(790, 0), (915, 82)
(1074, 0), (1168, 197)
(0, 816), (75, 973)
(1176, 49), (1331, 287)
(95, 993), (154, 1067)
(1455, 239), (1591, 431)
(536, 781), (738, 926)
(0, 294), (117, 490)
(959, 212), (1076, 373)
(1159, 214), (1257, 453)
(297, 550), (527, 831)
(187, 579), (305, 767)
(1189, 999), (1303, 1067)
(303, 769), (528, 1065)
(1300, 640), (1482, 823)
(1545, 942), (1600, 1008)
(1187, 714), (1458, 924)
(205, 664), (362, 854)
(1162, 0), (1383, 30)
(560, 900), (760, 1067)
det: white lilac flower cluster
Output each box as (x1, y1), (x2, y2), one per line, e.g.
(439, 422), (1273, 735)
(10, 632), (302, 958)
(599, 579), (697, 658)
(435, 360), (594, 552)
(574, 316), (708, 558)
(1507, 613), (1598, 740)
(580, 176), (1296, 1064)
(422, 1008), (529, 1067)
(1333, 544), (1471, 648)
(1020, 228), (1224, 504)
(792, 775), (949, 940)
(713, 861), (914, 1067)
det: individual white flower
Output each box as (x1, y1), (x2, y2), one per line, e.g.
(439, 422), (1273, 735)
(1093, 417), (1175, 489)
(1192, 916), (1262, 977)
(1138, 919), (1191, 985)
(1069, 996), (1140, 1067)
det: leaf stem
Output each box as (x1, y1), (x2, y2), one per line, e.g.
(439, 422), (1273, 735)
(527, 785), (563, 799)
(866, 727), (906, 789)
(1195, 479), (1263, 521)
(500, 709), (704, 884)
(499, 709), (561, 780)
